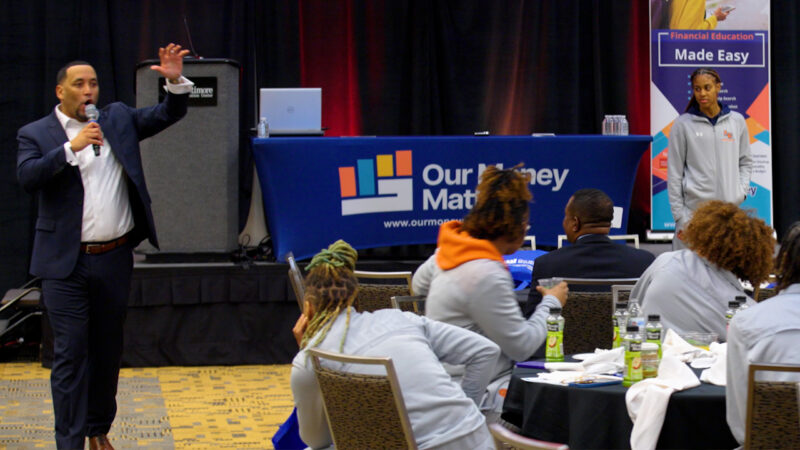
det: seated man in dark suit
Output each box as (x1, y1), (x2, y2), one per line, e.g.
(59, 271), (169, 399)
(523, 188), (655, 318)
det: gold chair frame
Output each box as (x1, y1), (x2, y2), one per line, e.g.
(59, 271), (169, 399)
(353, 270), (413, 313)
(286, 252), (305, 311)
(745, 363), (800, 449)
(307, 347), (418, 449)
(557, 278), (638, 354)
(489, 423), (569, 450)
(390, 295), (426, 315)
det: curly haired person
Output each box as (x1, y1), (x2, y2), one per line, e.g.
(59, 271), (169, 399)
(412, 164), (568, 419)
(291, 240), (500, 449)
(631, 200), (775, 340)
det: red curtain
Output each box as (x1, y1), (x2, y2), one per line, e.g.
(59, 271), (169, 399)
(298, 0), (362, 136)
(627, 0), (652, 214)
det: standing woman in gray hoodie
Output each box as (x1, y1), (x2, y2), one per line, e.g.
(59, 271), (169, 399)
(667, 67), (752, 249)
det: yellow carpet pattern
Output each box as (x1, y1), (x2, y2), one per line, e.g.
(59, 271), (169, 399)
(0, 363), (295, 449)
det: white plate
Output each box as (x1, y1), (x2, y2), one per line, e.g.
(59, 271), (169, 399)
(572, 353), (594, 361)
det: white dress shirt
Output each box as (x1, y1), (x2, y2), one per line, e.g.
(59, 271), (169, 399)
(725, 284), (800, 445)
(56, 76), (193, 242)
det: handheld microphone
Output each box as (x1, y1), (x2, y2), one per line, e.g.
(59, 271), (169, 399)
(85, 104), (100, 156)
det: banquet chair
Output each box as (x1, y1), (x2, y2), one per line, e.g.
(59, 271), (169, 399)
(611, 284), (633, 306)
(557, 234), (639, 249)
(754, 286), (777, 302)
(390, 295), (426, 315)
(523, 235), (536, 250)
(307, 347), (418, 449)
(286, 252), (305, 311)
(745, 363), (800, 449)
(353, 270), (413, 313)
(752, 274), (777, 302)
(489, 423), (569, 450)
(559, 278), (638, 354)
(0, 278), (43, 342)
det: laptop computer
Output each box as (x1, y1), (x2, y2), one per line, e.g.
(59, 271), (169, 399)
(259, 88), (323, 136)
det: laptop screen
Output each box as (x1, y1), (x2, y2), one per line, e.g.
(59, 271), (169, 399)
(258, 88), (322, 135)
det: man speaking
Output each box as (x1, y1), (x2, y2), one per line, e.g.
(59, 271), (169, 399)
(16, 43), (193, 450)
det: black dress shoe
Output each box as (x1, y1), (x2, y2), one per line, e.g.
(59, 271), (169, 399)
(88, 434), (115, 450)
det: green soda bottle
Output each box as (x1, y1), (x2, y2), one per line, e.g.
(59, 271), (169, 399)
(645, 314), (663, 360)
(623, 324), (642, 387)
(545, 306), (565, 362)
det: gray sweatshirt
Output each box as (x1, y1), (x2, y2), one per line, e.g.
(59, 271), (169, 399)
(632, 249), (755, 340)
(292, 309), (499, 449)
(413, 255), (559, 380)
(667, 107), (752, 229)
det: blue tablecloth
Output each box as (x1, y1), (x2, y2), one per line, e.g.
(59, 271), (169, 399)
(252, 135), (651, 260)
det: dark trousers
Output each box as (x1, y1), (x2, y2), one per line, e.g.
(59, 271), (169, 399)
(42, 244), (133, 450)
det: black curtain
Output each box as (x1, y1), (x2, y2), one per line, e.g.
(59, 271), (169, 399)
(771, 0), (800, 235)
(1, 0), (798, 293)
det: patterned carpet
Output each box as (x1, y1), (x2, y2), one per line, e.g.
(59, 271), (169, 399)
(0, 363), (295, 449)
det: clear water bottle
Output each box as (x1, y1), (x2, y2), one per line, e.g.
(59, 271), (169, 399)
(623, 325), (643, 387)
(619, 115), (629, 135)
(603, 115), (629, 135)
(645, 314), (663, 360)
(545, 306), (565, 362)
(602, 115), (612, 135)
(257, 117), (269, 138)
(725, 300), (739, 334)
(627, 298), (645, 337)
(735, 294), (748, 312)
(612, 302), (629, 348)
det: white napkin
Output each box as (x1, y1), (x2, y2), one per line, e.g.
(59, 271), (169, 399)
(690, 340), (724, 369)
(523, 372), (623, 386)
(699, 342), (727, 386)
(541, 348), (625, 374)
(626, 354), (701, 450)
(582, 347), (625, 374)
(522, 371), (581, 385)
(525, 348), (626, 386)
(662, 329), (712, 362)
(544, 362), (584, 372)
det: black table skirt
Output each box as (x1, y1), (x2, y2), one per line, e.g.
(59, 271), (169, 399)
(501, 365), (738, 449)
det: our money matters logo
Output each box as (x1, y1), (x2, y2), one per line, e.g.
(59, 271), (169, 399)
(339, 150), (413, 216)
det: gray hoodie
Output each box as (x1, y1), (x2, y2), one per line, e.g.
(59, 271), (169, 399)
(667, 105), (752, 229)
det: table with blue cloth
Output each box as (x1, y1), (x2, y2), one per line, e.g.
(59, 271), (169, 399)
(251, 135), (651, 260)
(501, 361), (738, 449)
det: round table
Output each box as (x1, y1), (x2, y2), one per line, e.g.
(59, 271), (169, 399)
(501, 361), (738, 449)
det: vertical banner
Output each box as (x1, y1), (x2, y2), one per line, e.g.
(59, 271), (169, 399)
(650, 0), (771, 230)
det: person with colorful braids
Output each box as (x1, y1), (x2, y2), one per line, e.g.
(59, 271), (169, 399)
(412, 164), (568, 419)
(291, 240), (500, 449)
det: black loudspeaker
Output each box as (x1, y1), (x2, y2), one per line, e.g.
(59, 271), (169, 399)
(135, 59), (240, 253)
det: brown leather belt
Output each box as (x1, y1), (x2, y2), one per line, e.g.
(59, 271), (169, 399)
(80, 235), (128, 255)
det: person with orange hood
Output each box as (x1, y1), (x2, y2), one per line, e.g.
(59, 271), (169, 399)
(412, 164), (568, 419)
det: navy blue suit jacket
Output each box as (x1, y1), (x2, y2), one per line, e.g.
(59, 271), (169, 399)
(17, 92), (188, 279)
(523, 234), (655, 317)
